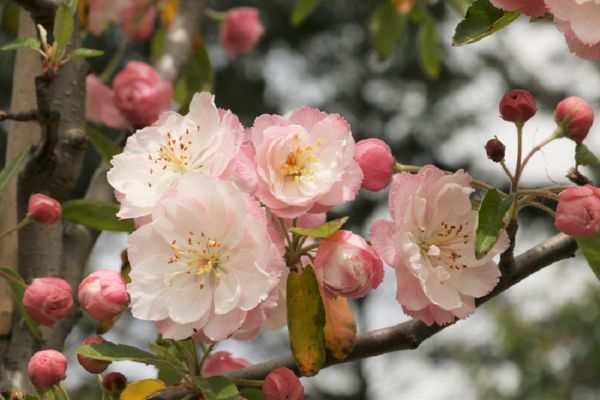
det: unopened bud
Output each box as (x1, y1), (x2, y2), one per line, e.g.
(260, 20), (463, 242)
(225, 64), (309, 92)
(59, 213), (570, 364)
(499, 89), (537, 124)
(28, 350), (67, 389)
(77, 336), (110, 374)
(27, 193), (61, 225)
(23, 277), (73, 326)
(485, 138), (506, 162)
(78, 270), (129, 321)
(554, 96), (595, 142)
(102, 372), (128, 393)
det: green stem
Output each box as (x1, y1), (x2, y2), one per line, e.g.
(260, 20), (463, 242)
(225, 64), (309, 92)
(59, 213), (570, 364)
(0, 215), (32, 240)
(513, 122), (524, 192)
(517, 126), (564, 185)
(0, 270), (27, 289)
(205, 8), (228, 21)
(515, 190), (559, 201)
(99, 40), (129, 84)
(499, 160), (514, 182)
(198, 342), (217, 375)
(56, 384), (70, 400)
(299, 243), (320, 255)
(232, 378), (264, 388)
(517, 200), (556, 217)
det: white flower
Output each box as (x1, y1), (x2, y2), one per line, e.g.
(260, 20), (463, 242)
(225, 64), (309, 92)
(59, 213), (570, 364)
(127, 173), (284, 340)
(108, 92), (244, 219)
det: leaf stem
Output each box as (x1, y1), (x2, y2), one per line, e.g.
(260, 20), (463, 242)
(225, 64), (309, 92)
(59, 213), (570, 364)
(0, 215), (32, 240)
(232, 378), (263, 388)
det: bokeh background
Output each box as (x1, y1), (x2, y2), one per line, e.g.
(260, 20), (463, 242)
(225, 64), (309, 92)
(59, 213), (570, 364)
(2, 0), (600, 398)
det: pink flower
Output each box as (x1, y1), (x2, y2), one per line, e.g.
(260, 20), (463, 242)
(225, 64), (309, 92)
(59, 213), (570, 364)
(102, 372), (128, 393)
(128, 173), (284, 341)
(554, 96), (595, 142)
(250, 107), (363, 218)
(28, 350), (67, 389)
(499, 89), (537, 125)
(78, 270), (129, 321)
(77, 336), (110, 374)
(492, 0), (547, 17)
(354, 138), (394, 192)
(120, 0), (157, 43)
(263, 367), (304, 400)
(220, 7), (264, 56)
(555, 185), (600, 237)
(108, 92), (244, 219)
(88, 0), (127, 36)
(546, 0), (600, 60)
(86, 62), (172, 129)
(27, 193), (61, 225)
(314, 230), (384, 298)
(202, 351), (250, 376)
(23, 277), (73, 326)
(490, 0), (547, 17)
(370, 166), (509, 326)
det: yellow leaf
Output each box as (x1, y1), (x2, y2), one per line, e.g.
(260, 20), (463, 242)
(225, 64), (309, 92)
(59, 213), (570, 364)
(120, 379), (166, 400)
(322, 290), (357, 360)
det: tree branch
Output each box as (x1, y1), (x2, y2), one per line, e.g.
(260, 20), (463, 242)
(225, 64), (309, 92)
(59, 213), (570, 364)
(156, 0), (207, 82)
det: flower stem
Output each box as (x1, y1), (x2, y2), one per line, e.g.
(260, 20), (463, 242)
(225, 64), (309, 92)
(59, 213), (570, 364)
(499, 160), (514, 182)
(232, 378), (263, 388)
(0, 215), (32, 240)
(99, 39), (129, 84)
(198, 342), (217, 374)
(516, 126), (564, 186)
(517, 200), (556, 217)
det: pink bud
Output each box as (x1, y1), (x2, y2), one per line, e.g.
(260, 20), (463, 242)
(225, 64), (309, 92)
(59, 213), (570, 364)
(485, 138), (506, 163)
(23, 277), (73, 326)
(555, 185), (600, 237)
(102, 372), (128, 393)
(201, 351), (251, 376)
(78, 270), (129, 321)
(314, 230), (384, 299)
(27, 193), (61, 225)
(27, 350), (67, 389)
(490, 0), (547, 17)
(554, 96), (595, 142)
(220, 7), (264, 57)
(499, 89), (537, 124)
(263, 367), (304, 400)
(112, 61), (173, 127)
(77, 336), (110, 374)
(354, 138), (394, 192)
(120, 0), (156, 43)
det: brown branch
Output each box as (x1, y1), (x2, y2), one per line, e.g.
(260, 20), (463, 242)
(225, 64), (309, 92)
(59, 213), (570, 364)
(156, 0), (207, 82)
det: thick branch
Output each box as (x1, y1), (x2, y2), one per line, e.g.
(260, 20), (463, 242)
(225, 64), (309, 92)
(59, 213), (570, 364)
(224, 233), (578, 380)
(156, 0), (207, 82)
(11, 0), (59, 30)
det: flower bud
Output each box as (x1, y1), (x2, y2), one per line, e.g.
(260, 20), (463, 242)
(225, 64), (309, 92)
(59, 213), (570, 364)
(354, 138), (394, 192)
(220, 7), (264, 56)
(554, 96), (595, 142)
(102, 372), (128, 393)
(27, 193), (61, 225)
(23, 277), (73, 326)
(78, 270), (129, 321)
(27, 350), (67, 389)
(555, 185), (600, 237)
(202, 351), (251, 376)
(120, 0), (156, 43)
(77, 336), (110, 374)
(263, 367), (304, 400)
(314, 230), (384, 299)
(485, 137), (506, 162)
(499, 89), (537, 124)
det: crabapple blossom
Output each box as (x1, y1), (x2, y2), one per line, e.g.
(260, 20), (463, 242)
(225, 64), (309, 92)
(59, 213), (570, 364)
(314, 230), (384, 298)
(201, 351), (250, 376)
(490, 0), (547, 17)
(354, 138), (395, 192)
(127, 173), (284, 341)
(546, 0), (600, 60)
(499, 89), (537, 125)
(23, 277), (73, 326)
(249, 107), (363, 218)
(263, 367), (304, 400)
(87, 0), (127, 36)
(108, 92), (244, 219)
(27, 193), (61, 225)
(27, 350), (67, 389)
(554, 96), (595, 142)
(120, 0), (157, 43)
(370, 165), (509, 326)
(555, 185), (600, 237)
(78, 270), (129, 321)
(77, 336), (110, 374)
(220, 7), (264, 56)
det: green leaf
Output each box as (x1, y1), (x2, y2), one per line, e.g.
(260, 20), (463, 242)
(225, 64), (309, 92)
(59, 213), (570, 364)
(289, 216), (348, 238)
(417, 13), (441, 79)
(369, 2), (408, 60)
(291, 0), (319, 26)
(77, 342), (174, 369)
(193, 376), (239, 400)
(576, 234), (600, 281)
(67, 48), (104, 60)
(287, 265), (326, 376)
(174, 45), (214, 112)
(62, 200), (134, 232)
(87, 127), (122, 162)
(0, 147), (29, 195)
(452, 0), (520, 46)
(575, 143), (598, 166)
(1, 1), (20, 36)
(475, 190), (515, 259)
(0, 37), (41, 51)
(53, 2), (74, 59)
(239, 389), (264, 400)
(0, 268), (43, 341)
(150, 28), (167, 65)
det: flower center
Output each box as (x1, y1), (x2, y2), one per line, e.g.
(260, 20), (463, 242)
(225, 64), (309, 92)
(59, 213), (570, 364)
(168, 231), (229, 289)
(147, 130), (201, 184)
(419, 221), (471, 283)
(279, 135), (320, 182)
